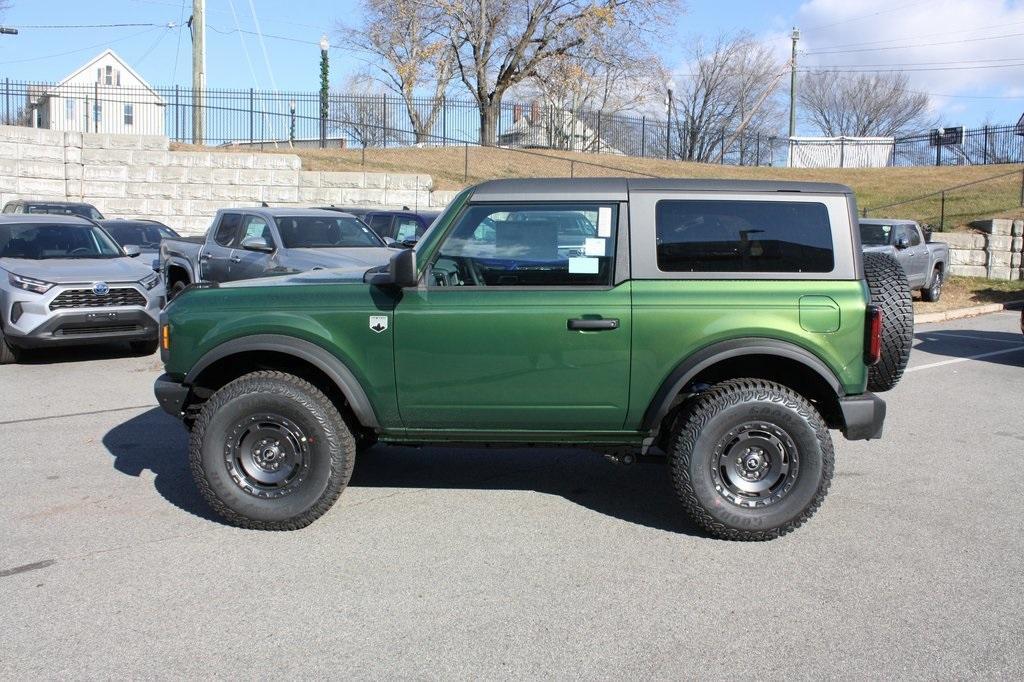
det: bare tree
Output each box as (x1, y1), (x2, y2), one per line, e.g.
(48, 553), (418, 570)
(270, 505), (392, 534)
(437, 0), (675, 146)
(669, 33), (785, 162)
(344, 0), (455, 144)
(329, 75), (398, 148)
(799, 71), (931, 137)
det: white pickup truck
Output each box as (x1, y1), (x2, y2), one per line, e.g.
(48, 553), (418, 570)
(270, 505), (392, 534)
(859, 219), (949, 302)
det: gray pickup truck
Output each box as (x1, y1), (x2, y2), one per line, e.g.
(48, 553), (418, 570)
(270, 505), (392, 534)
(859, 218), (948, 302)
(161, 207), (397, 298)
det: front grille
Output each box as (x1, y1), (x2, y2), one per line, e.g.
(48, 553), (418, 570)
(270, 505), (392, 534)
(56, 324), (143, 336)
(49, 288), (146, 310)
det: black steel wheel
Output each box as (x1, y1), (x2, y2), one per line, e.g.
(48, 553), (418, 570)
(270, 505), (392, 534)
(189, 370), (355, 530)
(669, 379), (834, 541)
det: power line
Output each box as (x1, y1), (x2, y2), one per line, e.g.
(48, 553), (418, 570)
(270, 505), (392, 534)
(802, 18), (1024, 53)
(170, 0), (187, 83)
(0, 26), (161, 65)
(805, 30), (1024, 55)
(802, 0), (931, 31)
(803, 62), (1024, 74)
(11, 22), (163, 29)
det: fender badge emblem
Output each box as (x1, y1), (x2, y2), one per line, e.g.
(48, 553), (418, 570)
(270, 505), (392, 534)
(369, 315), (388, 334)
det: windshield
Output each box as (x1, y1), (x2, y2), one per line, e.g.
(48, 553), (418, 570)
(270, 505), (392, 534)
(103, 222), (178, 249)
(25, 203), (104, 220)
(276, 216), (385, 249)
(0, 223), (124, 259)
(859, 223), (893, 246)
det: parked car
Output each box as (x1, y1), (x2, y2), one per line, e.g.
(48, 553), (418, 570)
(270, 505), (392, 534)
(0, 215), (163, 363)
(99, 219), (180, 271)
(319, 207), (441, 245)
(155, 178), (913, 540)
(161, 207), (397, 298)
(2, 200), (104, 220)
(859, 218), (948, 301)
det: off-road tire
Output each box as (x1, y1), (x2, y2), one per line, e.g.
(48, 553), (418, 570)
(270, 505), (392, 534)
(168, 280), (188, 300)
(863, 251), (913, 392)
(129, 339), (160, 356)
(0, 328), (21, 364)
(189, 370), (355, 530)
(920, 266), (943, 303)
(668, 379), (834, 541)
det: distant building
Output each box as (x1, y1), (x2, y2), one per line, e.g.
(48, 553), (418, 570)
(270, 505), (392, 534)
(32, 49), (165, 136)
(498, 101), (621, 154)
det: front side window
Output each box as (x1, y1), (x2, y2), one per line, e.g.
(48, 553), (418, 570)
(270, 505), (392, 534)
(431, 203), (615, 287)
(656, 200), (834, 273)
(241, 215), (273, 245)
(276, 216), (384, 248)
(214, 213), (242, 247)
(394, 217), (421, 242)
(0, 223), (122, 259)
(367, 214), (392, 237)
(906, 225), (921, 246)
(859, 223), (892, 246)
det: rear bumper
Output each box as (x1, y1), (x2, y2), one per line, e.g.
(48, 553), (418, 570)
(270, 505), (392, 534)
(154, 373), (189, 419)
(839, 392), (886, 440)
(5, 310), (158, 348)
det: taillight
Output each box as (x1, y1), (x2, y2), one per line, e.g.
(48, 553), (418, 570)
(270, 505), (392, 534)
(865, 305), (882, 365)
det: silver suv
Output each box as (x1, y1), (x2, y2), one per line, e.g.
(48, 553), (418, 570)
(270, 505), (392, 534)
(0, 215), (165, 363)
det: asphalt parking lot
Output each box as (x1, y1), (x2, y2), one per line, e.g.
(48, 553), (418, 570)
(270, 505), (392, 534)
(2, 312), (1022, 679)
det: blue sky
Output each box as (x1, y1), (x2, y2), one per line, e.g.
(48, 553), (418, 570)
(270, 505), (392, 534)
(0, 0), (1021, 129)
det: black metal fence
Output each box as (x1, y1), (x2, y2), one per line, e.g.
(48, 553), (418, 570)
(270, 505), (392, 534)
(2, 78), (1022, 168)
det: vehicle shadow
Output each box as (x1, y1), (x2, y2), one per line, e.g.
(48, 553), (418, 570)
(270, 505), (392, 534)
(912, 329), (1024, 367)
(103, 408), (706, 536)
(102, 407), (221, 523)
(18, 343), (153, 365)
(350, 445), (708, 538)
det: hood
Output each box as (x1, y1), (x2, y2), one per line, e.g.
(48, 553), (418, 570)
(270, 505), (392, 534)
(220, 264), (375, 289)
(283, 247), (397, 270)
(0, 256), (155, 284)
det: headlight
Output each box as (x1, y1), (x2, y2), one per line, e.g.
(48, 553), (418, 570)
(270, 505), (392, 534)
(139, 272), (161, 290)
(8, 272), (54, 294)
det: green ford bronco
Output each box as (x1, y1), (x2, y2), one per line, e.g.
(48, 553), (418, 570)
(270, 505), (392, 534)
(155, 178), (913, 540)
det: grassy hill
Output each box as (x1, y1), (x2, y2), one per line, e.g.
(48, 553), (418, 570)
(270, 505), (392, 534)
(186, 142), (1024, 230)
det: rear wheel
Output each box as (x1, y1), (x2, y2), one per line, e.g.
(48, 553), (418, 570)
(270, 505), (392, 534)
(0, 328), (21, 364)
(920, 266), (943, 302)
(863, 252), (913, 392)
(189, 370), (355, 530)
(668, 379), (834, 541)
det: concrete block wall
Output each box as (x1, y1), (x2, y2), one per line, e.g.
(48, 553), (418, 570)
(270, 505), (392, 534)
(0, 125), (450, 235)
(945, 219), (1024, 281)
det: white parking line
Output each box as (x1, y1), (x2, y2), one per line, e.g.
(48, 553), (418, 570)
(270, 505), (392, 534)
(906, 345), (1024, 373)
(917, 332), (1024, 345)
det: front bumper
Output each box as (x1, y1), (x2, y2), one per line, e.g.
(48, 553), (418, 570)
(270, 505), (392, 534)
(155, 373), (190, 418)
(839, 392), (886, 440)
(6, 309), (158, 348)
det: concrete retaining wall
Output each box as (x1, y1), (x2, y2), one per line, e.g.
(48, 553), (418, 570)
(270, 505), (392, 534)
(0, 126), (451, 235)
(946, 219), (1024, 280)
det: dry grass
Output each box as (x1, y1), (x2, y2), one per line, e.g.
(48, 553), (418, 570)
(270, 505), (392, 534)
(913, 276), (1024, 313)
(176, 142), (1024, 229)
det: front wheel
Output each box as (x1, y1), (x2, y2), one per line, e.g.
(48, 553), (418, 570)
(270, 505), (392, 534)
(668, 379), (834, 541)
(189, 370), (356, 530)
(0, 328), (21, 364)
(920, 267), (943, 302)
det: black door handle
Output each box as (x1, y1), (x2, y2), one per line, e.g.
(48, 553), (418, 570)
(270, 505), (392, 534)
(567, 318), (619, 331)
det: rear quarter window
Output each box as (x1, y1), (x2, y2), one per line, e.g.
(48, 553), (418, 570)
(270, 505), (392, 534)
(655, 200), (834, 273)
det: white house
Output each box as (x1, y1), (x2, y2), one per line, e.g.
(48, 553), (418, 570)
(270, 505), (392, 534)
(32, 49), (165, 136)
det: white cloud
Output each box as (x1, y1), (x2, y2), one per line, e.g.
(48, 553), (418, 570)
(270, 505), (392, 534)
(792, 0), (1024, 119)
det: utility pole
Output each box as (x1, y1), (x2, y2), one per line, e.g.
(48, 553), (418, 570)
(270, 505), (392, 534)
(191, 0), (206, 145)
(788, 27), (799, 139)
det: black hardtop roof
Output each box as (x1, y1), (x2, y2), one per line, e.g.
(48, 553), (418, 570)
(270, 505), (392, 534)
(469, 177), (854, 202)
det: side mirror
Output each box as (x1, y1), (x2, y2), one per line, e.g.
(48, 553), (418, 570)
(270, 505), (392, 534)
(123, 244), (141, 257)
(894, 236), (910, 249)
(365, 248), (417, 288)
(399, 239), (419, 249)
(241, 236), (274, 253)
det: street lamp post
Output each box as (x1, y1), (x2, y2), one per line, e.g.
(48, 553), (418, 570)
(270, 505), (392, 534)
(319, 34), (329, 149)
(665, 80), (675, 160)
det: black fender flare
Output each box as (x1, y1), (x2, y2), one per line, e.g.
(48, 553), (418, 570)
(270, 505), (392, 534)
(185, 334), (380, 429)
(640, 338), (845, 433)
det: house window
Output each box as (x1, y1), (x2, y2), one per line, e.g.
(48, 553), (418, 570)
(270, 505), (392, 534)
(124, 104), (133, 126)
(116, 70), (121, 87)
(105, 65), (113, 86)
(94, 102), (102, 123)
(65, 97), (74, 120)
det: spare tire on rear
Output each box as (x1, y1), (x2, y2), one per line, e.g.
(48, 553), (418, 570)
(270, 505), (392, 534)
(863, 251), (913, 392)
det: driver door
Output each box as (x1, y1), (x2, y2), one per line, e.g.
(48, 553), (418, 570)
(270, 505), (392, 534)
(229, 214), (277, 281)
(393, 202), (631, 431)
